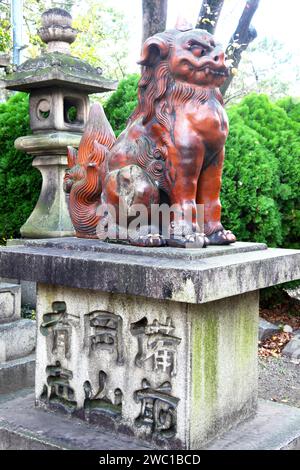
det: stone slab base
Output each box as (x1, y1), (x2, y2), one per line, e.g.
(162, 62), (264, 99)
(206, 400), (300, 450)
(0, 391), (299, 450)
(0, 390), (152, 450)
(1, 239), (299, 304)
(0, 354), (35, 394)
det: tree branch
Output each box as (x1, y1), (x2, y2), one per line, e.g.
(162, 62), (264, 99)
(220, 0), (260, 95)
(196, 0), (224, 34)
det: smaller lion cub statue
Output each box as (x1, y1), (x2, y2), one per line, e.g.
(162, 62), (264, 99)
(64, 21), (236, 248)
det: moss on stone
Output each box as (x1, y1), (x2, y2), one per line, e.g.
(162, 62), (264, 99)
(234, 298), (258, 371)
(192, 311), (218, 413)
(5, 52), (116, 92)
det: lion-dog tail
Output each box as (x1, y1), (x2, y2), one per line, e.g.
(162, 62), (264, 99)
(63, 103), (116, 238)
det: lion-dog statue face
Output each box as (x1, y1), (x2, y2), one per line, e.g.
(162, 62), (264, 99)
(65, 26), (236, 247)
(145, 29), (228, 88)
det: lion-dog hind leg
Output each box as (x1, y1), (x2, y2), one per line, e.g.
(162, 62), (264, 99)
(99, 164), (164, 246)
(197, 149), (236, 245)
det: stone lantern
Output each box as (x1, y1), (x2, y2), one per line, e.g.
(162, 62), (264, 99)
(5, 8), (116, 238)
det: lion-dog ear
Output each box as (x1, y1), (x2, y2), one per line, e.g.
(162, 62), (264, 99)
(138, 36), (170, 66)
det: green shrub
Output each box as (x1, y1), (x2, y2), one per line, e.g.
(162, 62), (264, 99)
(277, 96), (300, 124)
(104, 73), (139, 136)
(221, 110), (282, 246)
(0, 92), (41, 242)
(228, 94), (300, 248)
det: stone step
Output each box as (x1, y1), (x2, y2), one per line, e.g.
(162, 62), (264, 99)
(0, 354), (35, 394)
(0, 390), (299, 450)
(0, 282), (21, 324)
(0, 319), (36, 362)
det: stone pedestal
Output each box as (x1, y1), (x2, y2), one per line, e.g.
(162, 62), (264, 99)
(15, 133), (81, 238)
(0, 239), (299, 448)
(35, 284), (258, 448)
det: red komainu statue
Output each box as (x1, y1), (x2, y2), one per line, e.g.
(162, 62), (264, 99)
(64, 24), (236, 248)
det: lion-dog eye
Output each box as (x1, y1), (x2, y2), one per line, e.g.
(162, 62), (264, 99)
(187, 41), (208, 58)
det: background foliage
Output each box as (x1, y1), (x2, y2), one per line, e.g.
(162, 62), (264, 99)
(71, 0), (129, 80)
(0, 92), (41, 243)
(277, 96), (300, 124)
(225, 38), (300, 104)
(0, 0), (129, 81)
(104, 73), (139, 136)
(0, 0), (10, 53)
(223, 94), (300, 249)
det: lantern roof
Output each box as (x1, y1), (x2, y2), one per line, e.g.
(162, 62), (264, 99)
(5, 8), (117, 94)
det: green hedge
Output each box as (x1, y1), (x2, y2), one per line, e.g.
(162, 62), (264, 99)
(0, 79), (299, 253)
(223, 94), (300, 248)
(104, 73), (139, 137)
(0, 92), (41, 242)
(221, 111), (282, 246)
(277, 96), (300, 124)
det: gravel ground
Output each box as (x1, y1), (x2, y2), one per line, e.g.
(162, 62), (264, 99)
(258, 356), (300, 407)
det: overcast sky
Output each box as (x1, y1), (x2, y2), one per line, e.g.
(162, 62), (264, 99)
(113, 0), (300, 45)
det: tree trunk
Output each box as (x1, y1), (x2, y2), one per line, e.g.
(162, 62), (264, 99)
(220, 0), (260, 95)
(142, 0), (168, 43)
(196, 0), (224, 34)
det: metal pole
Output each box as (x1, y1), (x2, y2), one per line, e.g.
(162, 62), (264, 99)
(11, 0), (23, 66)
